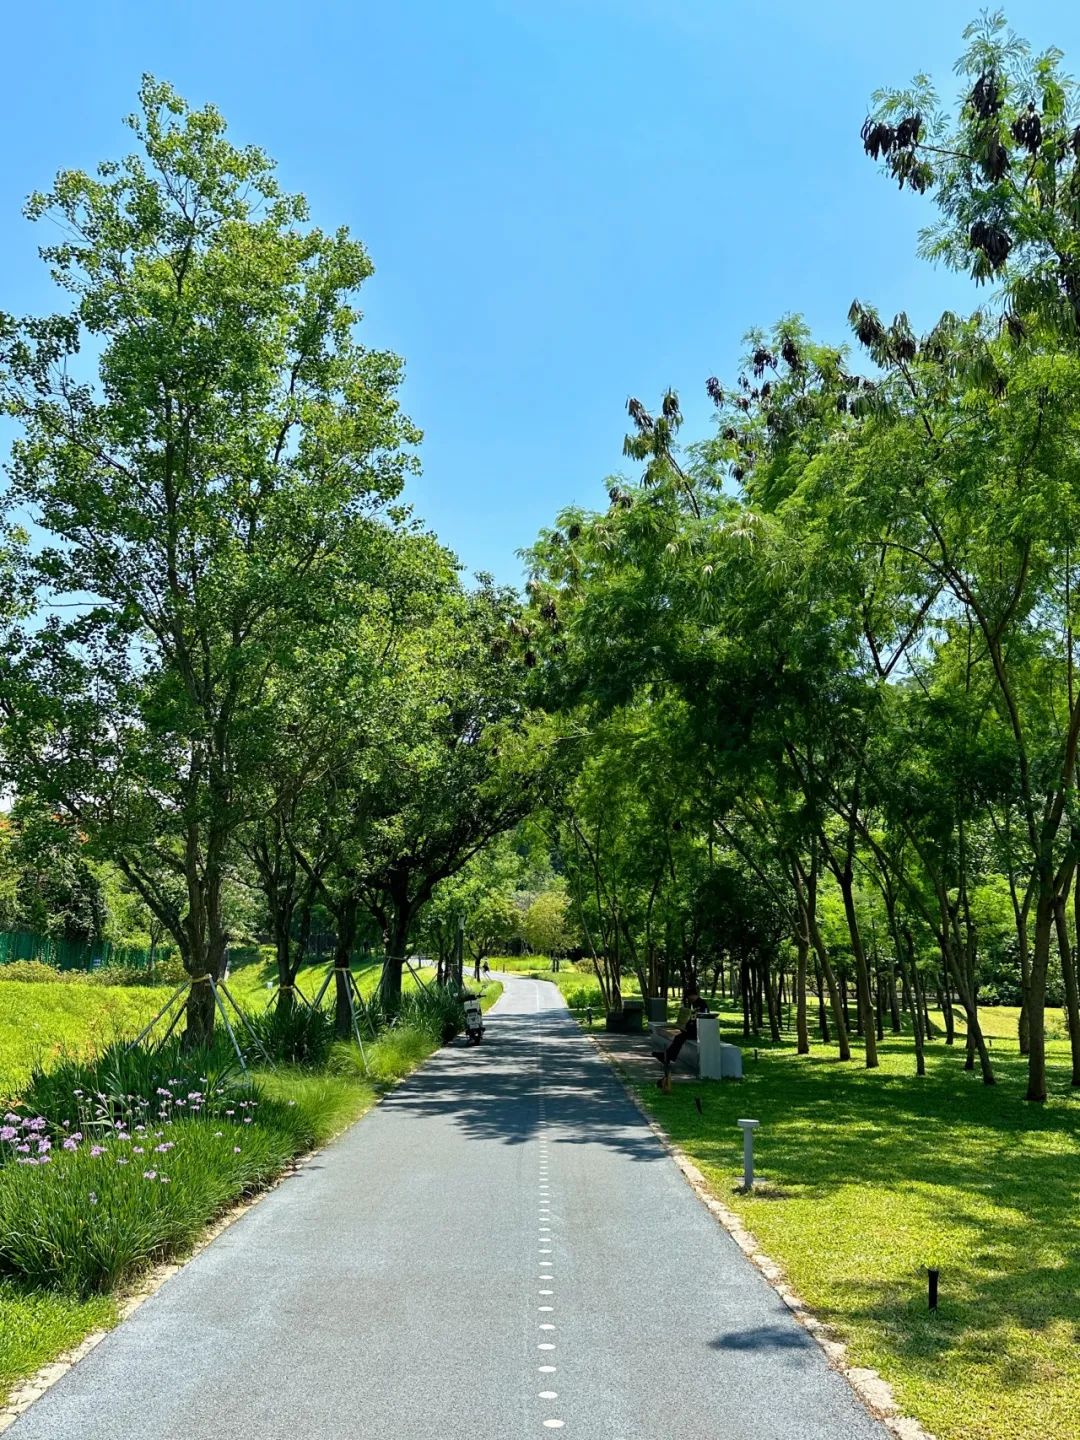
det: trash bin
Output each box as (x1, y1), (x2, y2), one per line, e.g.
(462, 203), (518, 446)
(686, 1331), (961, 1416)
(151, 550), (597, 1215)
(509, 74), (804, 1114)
(605, 1000), (645, 1033)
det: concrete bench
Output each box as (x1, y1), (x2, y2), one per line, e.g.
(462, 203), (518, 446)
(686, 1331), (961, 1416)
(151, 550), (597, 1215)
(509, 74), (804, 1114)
(649, 1022), (700, 1072)
(650, 1017), (743, 1080)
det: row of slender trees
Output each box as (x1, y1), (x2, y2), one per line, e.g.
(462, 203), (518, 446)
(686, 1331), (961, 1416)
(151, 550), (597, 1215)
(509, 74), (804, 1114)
(521, 14), (1080, 1103)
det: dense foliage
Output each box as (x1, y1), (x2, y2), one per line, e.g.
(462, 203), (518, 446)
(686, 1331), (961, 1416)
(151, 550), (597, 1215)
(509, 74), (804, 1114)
(520, 13), (1080, 1102)
(0, 82), (539, 1040)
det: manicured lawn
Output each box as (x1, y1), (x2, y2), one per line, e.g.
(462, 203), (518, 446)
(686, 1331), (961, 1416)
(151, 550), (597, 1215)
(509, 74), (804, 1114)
(626, 1005), (1079, 1440)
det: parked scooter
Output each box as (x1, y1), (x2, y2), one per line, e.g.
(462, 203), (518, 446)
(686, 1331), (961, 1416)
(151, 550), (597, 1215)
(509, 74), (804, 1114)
(463, 994), (484, 1045)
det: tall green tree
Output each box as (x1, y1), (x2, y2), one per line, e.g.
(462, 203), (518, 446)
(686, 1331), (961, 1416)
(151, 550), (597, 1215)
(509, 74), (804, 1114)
(0, 79), (417, 1040)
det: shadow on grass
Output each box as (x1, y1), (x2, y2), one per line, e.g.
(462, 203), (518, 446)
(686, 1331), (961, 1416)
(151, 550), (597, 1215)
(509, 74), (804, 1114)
(641, 1030), (1080, 1392)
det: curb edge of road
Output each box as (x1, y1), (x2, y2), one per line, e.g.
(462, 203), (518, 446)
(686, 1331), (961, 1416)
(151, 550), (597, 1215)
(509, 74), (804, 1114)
(587, 1032), (937, 1440)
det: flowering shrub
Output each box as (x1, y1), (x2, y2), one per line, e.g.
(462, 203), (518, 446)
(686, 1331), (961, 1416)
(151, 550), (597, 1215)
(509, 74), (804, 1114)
(0, 1028), (325, 1293)
(8, 1036), (251, 1133)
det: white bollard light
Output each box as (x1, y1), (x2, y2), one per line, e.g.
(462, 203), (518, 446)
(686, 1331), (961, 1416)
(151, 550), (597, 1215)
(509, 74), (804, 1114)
(737, 1118), (760, 1190)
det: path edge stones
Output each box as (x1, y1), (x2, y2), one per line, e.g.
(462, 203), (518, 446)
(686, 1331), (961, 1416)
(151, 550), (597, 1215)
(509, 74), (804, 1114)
(587, 1032), (937, 1440)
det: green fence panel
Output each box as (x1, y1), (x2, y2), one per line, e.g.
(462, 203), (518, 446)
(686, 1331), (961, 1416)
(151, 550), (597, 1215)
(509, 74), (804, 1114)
(0, 929), (172, 973)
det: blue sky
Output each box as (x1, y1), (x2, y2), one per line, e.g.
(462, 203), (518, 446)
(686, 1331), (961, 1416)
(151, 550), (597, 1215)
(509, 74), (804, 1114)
(2, 1), (1079, 584)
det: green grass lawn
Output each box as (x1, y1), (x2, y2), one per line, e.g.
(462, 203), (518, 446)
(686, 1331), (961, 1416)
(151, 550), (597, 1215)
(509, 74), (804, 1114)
(0, 956), (444, 1097)
(624, 1004), (1078, 1440)
(223, 952), (438, 1012)
(0, 1286), (117, 1405)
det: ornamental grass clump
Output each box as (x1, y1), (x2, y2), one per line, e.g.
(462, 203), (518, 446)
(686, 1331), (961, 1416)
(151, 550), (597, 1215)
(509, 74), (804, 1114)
(0, 1028), (323, 1294)
(244, 1002), (338, 1066)
(0, 1111), (295, 1293)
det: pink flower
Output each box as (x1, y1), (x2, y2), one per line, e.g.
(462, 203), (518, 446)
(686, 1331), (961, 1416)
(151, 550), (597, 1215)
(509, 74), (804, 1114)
(90, 1146), (105, 1157)
(143, 1170), (157, 1180)
(233, 1146), (241, 1154)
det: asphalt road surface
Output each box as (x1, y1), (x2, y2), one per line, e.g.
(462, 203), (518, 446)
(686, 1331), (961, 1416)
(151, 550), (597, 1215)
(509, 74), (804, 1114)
(10, 973), (889, 1439)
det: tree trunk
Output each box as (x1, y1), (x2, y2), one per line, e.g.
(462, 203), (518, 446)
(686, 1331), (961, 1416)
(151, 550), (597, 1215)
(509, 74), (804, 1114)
(764, 962), (781, 1043)
(1061, 881), (1080, 1087)
(381, 904), (411, 1010)
(914, 962), (932, 1041)
(1025, 890), (1054, 1102)
(936, 915), (994, 1086)
(795, 926), (810, 1055)
(274, 923), (296, 1017)
(332, 895), (360, 1038)
(182, 823), (228, 1047)
(789, 864), (852, 1059)
(1018, 932), (1032, 1054)
(805, 907), (850, 1060)
(814, 956), (830, 1042)
(899, 933), (926, 1077)
(837, 871), (878, 1068)
(888, 962), (902, 1034)
(938, 977), (955, 1045)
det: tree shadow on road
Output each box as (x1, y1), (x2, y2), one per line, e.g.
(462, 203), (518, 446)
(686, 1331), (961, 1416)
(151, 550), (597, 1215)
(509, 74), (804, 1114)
(709, 1325), (814, 1351)
(379, 1010), (667, 1163)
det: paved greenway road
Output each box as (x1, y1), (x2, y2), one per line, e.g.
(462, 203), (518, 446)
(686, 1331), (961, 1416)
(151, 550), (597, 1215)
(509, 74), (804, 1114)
(11, 974), (889, 1440)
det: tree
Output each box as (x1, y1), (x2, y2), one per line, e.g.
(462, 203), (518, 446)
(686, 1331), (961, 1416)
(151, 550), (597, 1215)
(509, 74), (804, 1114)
(0, 79), (417, 1041)
(521, 888), (576, 959)
(354, 580), (542, 1006)
(860, 10), (1080, 1104)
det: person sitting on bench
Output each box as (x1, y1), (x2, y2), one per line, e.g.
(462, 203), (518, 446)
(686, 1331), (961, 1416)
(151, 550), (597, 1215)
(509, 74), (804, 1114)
(655, 988), (709, 1068)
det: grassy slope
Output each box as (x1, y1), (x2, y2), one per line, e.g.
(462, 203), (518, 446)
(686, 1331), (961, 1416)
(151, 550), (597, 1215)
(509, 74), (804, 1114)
(223, 953), (438, 1011)
(624, 1002), (1078, 1440)
(0, 957), (442, 1095)
(0, 982), (163, 1096)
